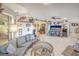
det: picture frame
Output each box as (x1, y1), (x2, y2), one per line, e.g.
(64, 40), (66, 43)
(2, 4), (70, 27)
(71, 23), (79, 26)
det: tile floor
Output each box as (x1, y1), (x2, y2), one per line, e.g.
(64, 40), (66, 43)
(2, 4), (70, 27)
(25, 34), (78, 56)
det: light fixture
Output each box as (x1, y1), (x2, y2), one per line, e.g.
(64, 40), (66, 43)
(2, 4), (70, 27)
(42, 3), (51, 6)
(43, 3), (49, 5)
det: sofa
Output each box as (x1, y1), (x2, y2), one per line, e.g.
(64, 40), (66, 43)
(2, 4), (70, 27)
(0, 39), (16, 56)
(0, 34), (38, 56)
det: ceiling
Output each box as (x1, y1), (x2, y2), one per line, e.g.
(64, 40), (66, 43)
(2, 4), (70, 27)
(2, 3), (79, 19)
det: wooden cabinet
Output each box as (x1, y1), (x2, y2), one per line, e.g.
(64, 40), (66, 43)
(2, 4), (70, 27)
(34, 20), (47, 35)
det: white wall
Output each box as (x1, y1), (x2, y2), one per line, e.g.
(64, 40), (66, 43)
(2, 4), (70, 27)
(68, 18), (79, 35)
(16, 23), (35, 38)
(3, 3), (79, 19)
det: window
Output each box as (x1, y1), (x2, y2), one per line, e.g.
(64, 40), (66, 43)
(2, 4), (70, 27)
(19, 29), (22, 36)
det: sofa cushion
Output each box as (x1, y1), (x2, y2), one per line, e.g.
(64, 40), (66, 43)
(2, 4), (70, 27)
(15, 39), (37, 56)
(21, 41), (32, 47)
(0, 44), (8, 54)
(30, 34), (36, 40)
(0, 40), (16, 55)
(25, 34), (36, 42)
(15, 41), (32, 56)
(15, 47), (26, 56)
(16, 36), (26, 47)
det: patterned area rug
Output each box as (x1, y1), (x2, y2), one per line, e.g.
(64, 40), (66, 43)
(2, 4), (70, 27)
(31, 41), (54, 56)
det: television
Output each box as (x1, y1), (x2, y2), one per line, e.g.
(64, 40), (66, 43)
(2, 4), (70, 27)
(50, 25), (62, 28)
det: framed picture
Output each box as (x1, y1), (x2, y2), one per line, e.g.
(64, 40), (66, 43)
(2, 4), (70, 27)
(71, 23), (78, 26)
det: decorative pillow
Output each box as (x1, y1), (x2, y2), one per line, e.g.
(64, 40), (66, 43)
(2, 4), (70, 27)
(6, 44), (16, 55)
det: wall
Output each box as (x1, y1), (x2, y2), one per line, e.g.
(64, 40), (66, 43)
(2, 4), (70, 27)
(68, 18), (79, 35)
(16, 23), (35, 38)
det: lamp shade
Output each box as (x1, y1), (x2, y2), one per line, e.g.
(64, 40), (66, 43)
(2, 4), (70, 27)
(10, 24), (18, 32)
